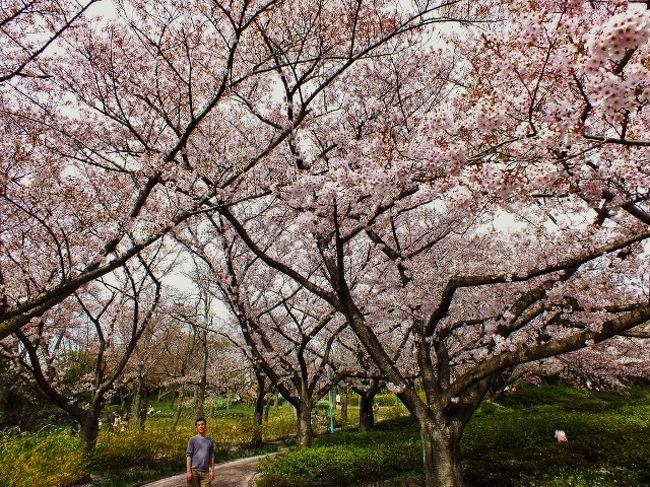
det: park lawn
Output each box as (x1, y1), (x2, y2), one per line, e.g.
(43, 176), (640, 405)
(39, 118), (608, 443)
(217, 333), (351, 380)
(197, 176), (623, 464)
(256, 384), (650, 487)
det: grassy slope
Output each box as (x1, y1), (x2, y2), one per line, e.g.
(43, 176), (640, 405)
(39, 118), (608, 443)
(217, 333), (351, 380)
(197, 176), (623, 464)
(256, 385), (650, 487)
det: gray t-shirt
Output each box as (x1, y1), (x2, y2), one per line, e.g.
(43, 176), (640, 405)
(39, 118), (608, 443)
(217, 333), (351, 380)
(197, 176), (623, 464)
(186, 434), (215, 472)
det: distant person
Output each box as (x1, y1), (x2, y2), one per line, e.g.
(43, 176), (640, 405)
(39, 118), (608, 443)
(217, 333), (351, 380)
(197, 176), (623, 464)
(110, 412), (121, 432)
(186, 417), (215, 486)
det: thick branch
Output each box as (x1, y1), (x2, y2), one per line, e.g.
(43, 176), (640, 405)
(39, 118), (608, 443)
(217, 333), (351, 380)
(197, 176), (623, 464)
(449, 305), (650, 397)
(425, 231), (649, 336)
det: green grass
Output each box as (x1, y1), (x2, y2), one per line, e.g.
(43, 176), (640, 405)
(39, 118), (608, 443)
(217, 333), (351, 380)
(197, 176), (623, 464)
(462, 385), (650, 487)
(5, 387), (650, 487)
(256, 385), (650, 487)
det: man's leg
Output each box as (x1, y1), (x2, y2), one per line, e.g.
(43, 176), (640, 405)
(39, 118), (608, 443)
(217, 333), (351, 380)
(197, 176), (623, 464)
(191, 470), (211, 487)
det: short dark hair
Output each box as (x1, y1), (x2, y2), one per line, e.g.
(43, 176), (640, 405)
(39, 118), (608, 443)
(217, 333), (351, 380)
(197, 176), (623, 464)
(195, 417), (206, 425)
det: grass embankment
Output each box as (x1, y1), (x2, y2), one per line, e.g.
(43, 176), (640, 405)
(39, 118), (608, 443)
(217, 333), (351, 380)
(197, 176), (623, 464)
(256, 385), (650, 487)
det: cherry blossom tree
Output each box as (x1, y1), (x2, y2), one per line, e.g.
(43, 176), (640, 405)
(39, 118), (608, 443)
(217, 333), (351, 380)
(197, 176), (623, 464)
(213, 3), (650, 485)
(0, 0), (470, 340)
(0, 255), (162, 453)
(165, 292), (216, 418)
(222, 157), (649, 487)
(2, 1), (648, 485)
(182, 216), (352, 448)
(446, 0), (650, 227)
(0, 0), (100, 83)
(527, 334), (650, 389)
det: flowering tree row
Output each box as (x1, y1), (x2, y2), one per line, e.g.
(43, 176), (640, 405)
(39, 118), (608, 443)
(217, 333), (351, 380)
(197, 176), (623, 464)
(1, 0), (649, 486)
(211, 1), (650, 485)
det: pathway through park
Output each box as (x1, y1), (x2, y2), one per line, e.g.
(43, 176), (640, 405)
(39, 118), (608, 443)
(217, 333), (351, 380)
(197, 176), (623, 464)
(142, 454), (270, 487)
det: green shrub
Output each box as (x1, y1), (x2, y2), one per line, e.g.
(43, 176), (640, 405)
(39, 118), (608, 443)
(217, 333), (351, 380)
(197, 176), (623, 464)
(263, 412), (297, 440)
(497, 384), (591, 408)
(0, 427), (89, 487)
(346, 394), (360, 406)
(374, 393), (399, 407)
(93, 425), (190, 470)
(256, 417), (421, 487)
(516, 468), (641, 487)
(380, 404), (408, 421)
(256, 439), (421, 487)
(312, 401), (330, 412)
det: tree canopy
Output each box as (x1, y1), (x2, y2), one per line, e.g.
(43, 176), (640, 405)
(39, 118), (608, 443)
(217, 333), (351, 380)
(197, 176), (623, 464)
(1, 1), (649, 486)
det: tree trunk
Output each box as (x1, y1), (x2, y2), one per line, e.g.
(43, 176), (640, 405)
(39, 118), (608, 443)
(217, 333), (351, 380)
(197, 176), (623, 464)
(340, 391), (349, 422)
(296, 406), (313, 448)
(251, 384), (265, 447)
(419, 419), (465, 487)
(0, 380), (9, 425)
(354, 379), (379, 432)
(173, 395), (184, 430)
(138, 386), (149, 431)
(80, 412), (100, 456)
(131, 378), (143, 424)
(359, 392), (375, 431)
(170, 388), (178, 409)
(264, 399), (271, 423)
(193, 383), (205, 419)
(119, 388), (130, 419)
(194, 330), (208, 419)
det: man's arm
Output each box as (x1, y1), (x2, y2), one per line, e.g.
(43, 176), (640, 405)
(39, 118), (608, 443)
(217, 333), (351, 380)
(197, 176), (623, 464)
(186, 439), (193, 482)
(209, 441), (215, 481)
(186, 456), (193, 482)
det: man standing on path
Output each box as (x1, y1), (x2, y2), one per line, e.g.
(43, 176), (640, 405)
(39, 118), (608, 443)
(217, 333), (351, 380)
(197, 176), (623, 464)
(186, 417), (215, 486)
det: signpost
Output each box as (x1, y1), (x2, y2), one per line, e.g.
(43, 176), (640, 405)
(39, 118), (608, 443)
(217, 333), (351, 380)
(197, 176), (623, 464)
(326, 367), (335, 433)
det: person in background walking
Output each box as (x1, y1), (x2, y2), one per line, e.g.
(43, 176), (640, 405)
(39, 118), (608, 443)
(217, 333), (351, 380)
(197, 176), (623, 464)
(186, 417), (215, 486)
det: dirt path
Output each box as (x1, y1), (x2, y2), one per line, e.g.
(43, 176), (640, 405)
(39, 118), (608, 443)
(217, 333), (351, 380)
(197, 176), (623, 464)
(141, 454), (271, 487)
